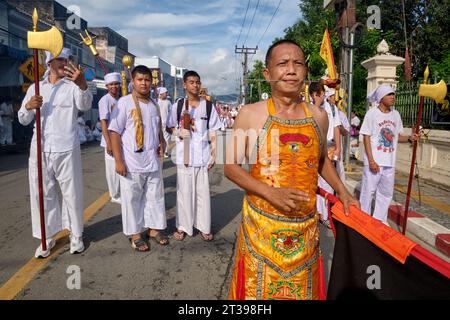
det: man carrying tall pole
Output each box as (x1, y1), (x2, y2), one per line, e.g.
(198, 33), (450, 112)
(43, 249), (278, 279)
(20, 9), (93, 258)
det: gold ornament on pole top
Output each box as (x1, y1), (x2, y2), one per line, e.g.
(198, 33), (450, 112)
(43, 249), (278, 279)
(79, 29), (98, 56)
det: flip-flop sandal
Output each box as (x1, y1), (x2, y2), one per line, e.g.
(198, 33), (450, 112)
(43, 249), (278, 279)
(173, 230), (186, 241)
(130, 238), (150, 252)
(150, 232), (169, 246)
(200, 232), (214, 242)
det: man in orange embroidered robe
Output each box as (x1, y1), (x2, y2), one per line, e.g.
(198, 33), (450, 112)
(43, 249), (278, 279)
(224, 40), (359, 300)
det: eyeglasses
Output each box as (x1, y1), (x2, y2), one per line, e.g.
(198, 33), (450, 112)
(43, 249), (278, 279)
(386, 93), (395, 96)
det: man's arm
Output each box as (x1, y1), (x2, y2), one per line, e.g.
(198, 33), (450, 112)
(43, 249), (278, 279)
(314, 109), (359, 214)
(223, 106), (309, 213)
(363, 134), (379, 173)
(101, 120), (112, 155)
(110, 131), (126, 177)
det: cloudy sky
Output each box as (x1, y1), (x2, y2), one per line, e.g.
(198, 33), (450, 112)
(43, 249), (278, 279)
(58, 0), (302, 95)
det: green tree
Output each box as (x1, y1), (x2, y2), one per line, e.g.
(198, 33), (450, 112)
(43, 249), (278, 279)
(247, 60), (272, 103)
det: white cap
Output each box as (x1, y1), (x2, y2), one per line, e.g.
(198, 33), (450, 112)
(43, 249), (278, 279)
(45, 47), (71, 65)
(158, 87), (168, 95)
(104, 72), (121, 85)
(368, 84), (395, 103)
(325, 88), (336, 98)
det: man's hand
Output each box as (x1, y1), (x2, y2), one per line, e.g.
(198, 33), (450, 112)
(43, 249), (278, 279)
(369, 160), (379, 173)
(179, 128), (190, 140)
(333, 148), (341, 161)
(158, 140), (166, 157)
(64, 62), (87, 90)
(208, 149), (216, 170)
(26, 95), (43, 110)
(115, 160), (127, 177)
(337, 190), (360, 216)
(106, 143), (113, 157)
(266, 187), (310, 213)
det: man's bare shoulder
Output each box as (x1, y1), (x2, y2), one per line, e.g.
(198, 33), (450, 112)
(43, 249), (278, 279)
(235, 101), (268, 130)
(307, 103), (328, 127)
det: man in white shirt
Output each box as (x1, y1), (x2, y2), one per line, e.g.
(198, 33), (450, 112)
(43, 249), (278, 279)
(157, 87), (172, 158)
(19, 48), (93, 258)
(360, 84), (418, 223)
(166, 70), (222, 241)
(350, 112), (361, 158)
(337, 107), (350, 182)
(99, 72), (121, 204)
(316, 88), (341, 227)
(109, 65), (168, 252)
(0, 97), (14, 145)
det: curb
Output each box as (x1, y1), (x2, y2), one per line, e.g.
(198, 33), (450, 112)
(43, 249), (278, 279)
(345, 178), (450, 259)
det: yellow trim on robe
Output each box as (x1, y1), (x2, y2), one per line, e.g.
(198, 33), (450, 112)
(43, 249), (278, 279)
(228, 98), (322, 300)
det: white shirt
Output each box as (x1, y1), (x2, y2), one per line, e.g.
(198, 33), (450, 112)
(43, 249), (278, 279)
(339, 109), (350, 133)
(351, 115), (361, 127)
(166, 98), (221, 167)
(0, 102), (13, 121)
(323, 101), (341, 142)
(98, 93), (119, 148)
(360, 107), (404, 167)
(108, 95), (161, 173)
(19, 77), (93, 153)
(158, 99), (171, 126)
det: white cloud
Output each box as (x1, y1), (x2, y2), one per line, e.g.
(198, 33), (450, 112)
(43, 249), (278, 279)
(57, 0), (301, 95)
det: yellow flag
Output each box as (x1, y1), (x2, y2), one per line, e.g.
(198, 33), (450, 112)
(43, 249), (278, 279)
(320, 28), (338, 80)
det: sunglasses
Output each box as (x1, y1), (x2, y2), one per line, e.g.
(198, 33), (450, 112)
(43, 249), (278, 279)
(386, 93), (395, 96)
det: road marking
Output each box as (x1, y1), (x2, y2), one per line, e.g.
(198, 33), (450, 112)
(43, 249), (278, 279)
(0, 192), (110, 300)
(394, 184), (450, 216)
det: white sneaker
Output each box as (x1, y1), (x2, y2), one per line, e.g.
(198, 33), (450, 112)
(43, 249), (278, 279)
(35, 238), (56, 258)
(70, 235), (85, 254)
(110, 197), (121, 204)
(164, 153), (170, 158)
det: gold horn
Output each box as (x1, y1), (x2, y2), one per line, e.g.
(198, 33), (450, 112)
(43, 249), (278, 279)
(419, 80), (448, 104)
(27, 26), (63, 57)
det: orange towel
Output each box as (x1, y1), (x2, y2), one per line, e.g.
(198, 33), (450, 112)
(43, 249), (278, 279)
(331, 202), (417, 264)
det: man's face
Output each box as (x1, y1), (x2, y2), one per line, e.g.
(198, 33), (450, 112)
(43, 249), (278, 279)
(49, 58), (68, 79)
(106, 82), (120, 96)
(132, 73), (151, 96)
(159, 92), (168, 100)
(381, 92), (396, 107)
(184, 76), (201, 96)
(327, 95), (336, 105)
(313, 91), (325, 107)
(263, 43), (307, 96)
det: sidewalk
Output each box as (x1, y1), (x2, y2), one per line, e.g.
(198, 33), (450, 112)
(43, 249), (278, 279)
(343, 160), (450, 262)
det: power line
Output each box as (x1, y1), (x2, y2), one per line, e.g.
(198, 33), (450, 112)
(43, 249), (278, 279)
(236, 0), (251, 46)
(243, 0), (261, 46)
(256, 0), (282, 47)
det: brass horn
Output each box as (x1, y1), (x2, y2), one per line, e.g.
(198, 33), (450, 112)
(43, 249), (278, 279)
(27, 26), (63, 58)
(419, 80), (448, 104)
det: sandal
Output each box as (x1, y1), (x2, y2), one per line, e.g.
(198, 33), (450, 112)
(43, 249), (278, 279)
(173, 230), (186, 241)
(130, 237), (150, 252)
(200, 232), (214, 242)
(149, 231), (169, 246)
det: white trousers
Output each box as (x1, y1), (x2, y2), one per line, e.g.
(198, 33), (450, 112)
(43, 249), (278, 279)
(360, 165), (395, 223)
(162, 122), (170, 154)
(0, 120), (12, 144)
(176, 165), (211, 236)
(120, 170), (166, 236)
(316, 175), (334, 220)
(104, 150), (120, 200)
(28, 147), (84, 239)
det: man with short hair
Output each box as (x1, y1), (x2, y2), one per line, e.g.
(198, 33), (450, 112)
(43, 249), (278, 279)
(224, 40), (358, 300)
(109, 65), (168, 252)
(99, 72), (122, 203)
(359, 84), (418, 224)
(166, 70), (222, 241)
(19, 48), (93, 258)
(157, 87), (172, 158)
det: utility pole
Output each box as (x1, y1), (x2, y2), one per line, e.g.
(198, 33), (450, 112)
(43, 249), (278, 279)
(235, 45), (257, 105)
